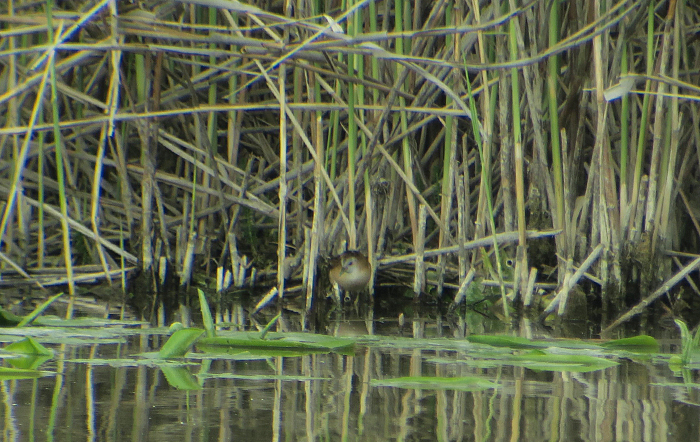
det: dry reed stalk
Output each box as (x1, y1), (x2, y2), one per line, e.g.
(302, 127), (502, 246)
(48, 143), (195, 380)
(603, 254), (700, 336)
(379, 229), (559, 266)
(455, 148), (469, 281)
(522, 267), (538, 307)
(413, 203), (427, 297)
(304, 117), (325, 311)
(452, 267), (476, 306)
(541, 244), (604, 318)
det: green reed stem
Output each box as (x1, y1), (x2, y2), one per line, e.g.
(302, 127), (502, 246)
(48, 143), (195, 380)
(46, 1), (75, 303)
(438, 1), (456, 296)
(547, 0), (564, 237)
(629, 2), (654, 233)
(354, 4), (373, 270)
(369, 0), (379, 109)
(37, 106), (45, 268)
(619, 43), (630, 234)
(346, 0), (358, 247)
(394, 0), (418, 247)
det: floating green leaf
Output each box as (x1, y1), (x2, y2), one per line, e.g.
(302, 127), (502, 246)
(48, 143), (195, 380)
(197, 344), (329, 358)
(371, 376), (498, 391)
(158, 328), (205, 358)
(198, 331), (355, 354)
(4, 337), (53, 356)
(0, 309), (23, 326)
(467, 335), (548, 349)
(160, 366), (202, 390)
(0, 367), (52, 380)
(506, 352), (618, 372)
(32, 317), (146, 327)
(600, 335), (659, 353)
(198, 373), (328, 381)
(6, 355), (52, 370)
(189, 350), (272, 361)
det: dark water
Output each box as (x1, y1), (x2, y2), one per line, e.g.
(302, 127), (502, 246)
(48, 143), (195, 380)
(1, 305), (699, 441)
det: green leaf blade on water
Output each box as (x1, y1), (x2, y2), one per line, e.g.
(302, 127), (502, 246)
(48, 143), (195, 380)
(260, 313), (281, 339)
(158, 328), (205, 359)
(506, 352), (618, 373)
(160, 366), (202, 390)
(197, 373), (329, 382)
(371, 376), (498, 391)
(197, 344), (329, 357)
(467, 334), (548, 349)
(17, 292), (63, 327)
(4, 337), (53, 356)
(30, 317), (146, 327)
(191, 348), (275, 360)
(0, 367), (53, 380)
(0, 308), (24, 326)
(600, 335), (659, 353)
(674, 320), (693, 365)
(6, 355), (52, 370)
(197, 289), (215, 338)
(198, 332), (356, 354)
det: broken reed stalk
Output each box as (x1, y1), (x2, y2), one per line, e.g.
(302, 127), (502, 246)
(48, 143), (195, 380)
(603, 255), (700, 336)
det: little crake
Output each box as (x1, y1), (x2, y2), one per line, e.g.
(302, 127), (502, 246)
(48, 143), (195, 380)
(329, 251), (371, 292)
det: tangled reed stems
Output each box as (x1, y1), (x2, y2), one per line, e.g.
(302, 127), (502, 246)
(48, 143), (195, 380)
(1, 0), (700, 330)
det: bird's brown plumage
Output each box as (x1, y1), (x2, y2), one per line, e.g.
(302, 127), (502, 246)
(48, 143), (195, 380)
(329, 251), (371, 292)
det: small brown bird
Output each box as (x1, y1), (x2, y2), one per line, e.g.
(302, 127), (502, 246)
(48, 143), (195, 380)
(329, 251), (371, 292)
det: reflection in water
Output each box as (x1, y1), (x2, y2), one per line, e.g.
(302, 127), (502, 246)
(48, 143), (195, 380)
(0, 328), (695, 442)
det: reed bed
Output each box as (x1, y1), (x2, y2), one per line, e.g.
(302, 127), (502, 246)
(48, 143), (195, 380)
(0, 0), (699, 329)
